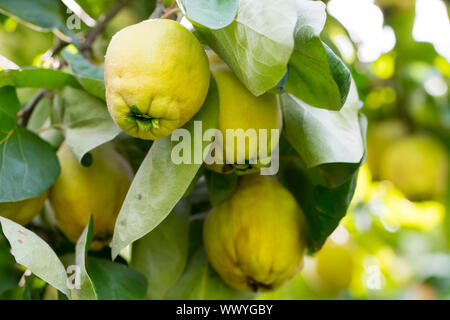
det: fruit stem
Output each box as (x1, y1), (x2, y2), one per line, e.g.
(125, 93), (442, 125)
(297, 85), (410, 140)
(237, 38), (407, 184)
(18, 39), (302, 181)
(125, 105), (160, 132)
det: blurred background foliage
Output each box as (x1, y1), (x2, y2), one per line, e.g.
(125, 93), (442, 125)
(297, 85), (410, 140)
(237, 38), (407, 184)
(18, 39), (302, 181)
(260, 0), (450, 300)
(0, 0), (448, 300)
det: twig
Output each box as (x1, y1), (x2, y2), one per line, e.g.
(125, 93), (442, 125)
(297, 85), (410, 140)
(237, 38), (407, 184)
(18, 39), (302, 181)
(18, 89), (48, 126)
(150, 0), (165, 19)
(161, 7), (181, 19)
(19, 0), (133, 126)
(168, 0), (177, 10)
(80, 0), (134, 57)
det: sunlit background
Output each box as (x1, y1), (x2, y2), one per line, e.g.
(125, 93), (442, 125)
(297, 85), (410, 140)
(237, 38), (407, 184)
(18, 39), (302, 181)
(259, 0), (450, 300)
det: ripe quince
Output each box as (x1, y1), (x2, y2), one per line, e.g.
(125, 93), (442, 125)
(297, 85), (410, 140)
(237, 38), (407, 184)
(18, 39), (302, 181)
(366, 119), (409, 179)
(105, 19), (210, 140)
(206, 55), (282, 174)
(0, 191), (48, 225)
(49, 142), (133, 250)
(315, 243), (354, 293)
(380, 135), (448, 200)
(203, 174), (305, 291)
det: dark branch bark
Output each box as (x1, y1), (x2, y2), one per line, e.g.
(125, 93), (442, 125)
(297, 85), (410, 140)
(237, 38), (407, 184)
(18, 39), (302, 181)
(18, 89), (48, 126)
(80, 0), (134, 57)
(19, 0), (133, 126)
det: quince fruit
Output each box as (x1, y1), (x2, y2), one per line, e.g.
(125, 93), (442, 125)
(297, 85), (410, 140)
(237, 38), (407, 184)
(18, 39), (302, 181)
(49, 142), (133, 250)
(316, 243), (354, 293)
(366, 119), (409, 179)
(105, 19), (210, 140)
(379, 135), (448, 200)
(203, 174), (305, 291)
(206, 55), (282, 174)
(0, 191), (48, 225)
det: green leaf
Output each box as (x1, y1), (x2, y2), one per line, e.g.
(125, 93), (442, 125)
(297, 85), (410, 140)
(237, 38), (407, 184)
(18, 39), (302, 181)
(0, 54), (20, 70)
(0, 126), (60, 202)
(0, 86), (20, 141)
(59, 87), (120, 162)
(296, 0), (326, 36)
(131, 200), (190, 299)
(0, 0), (78, 44)
(0, 217), (70, 298)
(205, 170), (238, 206)
(182, 166), (205, 198)
(280, 80), (363, 168)
(165, 249), (256, 300)
(26, 97), (52, 132)
(74, 215), (97, 300)
(26, 96), (65, 149)
(111, 78), (220, 259)
(179, 0), (238, 29)
(195, 0), (297, 96)
(0, 231), (22, 295)
(22, 274), (47, 300)
(278, 115), (367, 252)
(62, 49), (105, 100)
(86, 257), (147, 300)
(284, 30), (351, 110)
(0, 68), (81, 90)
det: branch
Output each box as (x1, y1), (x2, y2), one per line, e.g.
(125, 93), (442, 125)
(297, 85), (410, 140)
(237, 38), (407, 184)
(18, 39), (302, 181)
(150, 0), (165, 19)
(80, 0), (134, 57)
(19, 0), (133, 126)
(161, 7), (181, 19)
(18, 89), (48, 126)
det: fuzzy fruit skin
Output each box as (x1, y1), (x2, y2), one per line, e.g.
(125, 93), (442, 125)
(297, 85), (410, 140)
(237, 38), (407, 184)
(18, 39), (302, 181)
(0, 191), (48, 225)
(316, 244), (353, 293)
(379, 135), (448, 200)
(105, 19), (210, 140)
(49, 143), (133, 250)
(206, 60), (282, 174)
(203, 174), (305, 292)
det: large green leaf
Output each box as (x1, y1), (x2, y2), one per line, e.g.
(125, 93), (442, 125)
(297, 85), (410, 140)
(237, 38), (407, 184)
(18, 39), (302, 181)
(0, 86), (20, 142)
(281, 0), (349, 110)
(131, 200), (190, 299)
(178, 0), (238, 29)
(74, 215), (97, 300)
(280, 80), (363, 168)
(62, 49), (105, 100)
(111, 78), (219, 259)
(296, 0), (326, 35)
(283, 33), (351, 110)
(86, 257), (147, 300)
(60, 87), (120, 162)
(0, 0), (78, 43)
(165, 249), (256, 300)
(195, 0), (297, 96)
(0, 217), (70, 298)
(0, 126), (60, 202)
(278, 115), (367, 252)
(0, 68), (81, 90)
